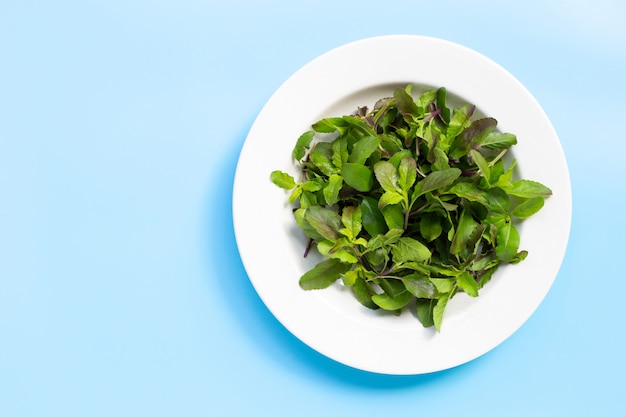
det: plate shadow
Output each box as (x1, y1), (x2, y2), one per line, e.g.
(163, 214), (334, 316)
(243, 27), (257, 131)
(203, 124), (477, 390)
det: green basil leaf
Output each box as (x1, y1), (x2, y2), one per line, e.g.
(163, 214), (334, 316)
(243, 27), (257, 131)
(420, 213), (443, 242)
(391, 237), (431, 263)
(299, 191), (318, 209)
(341, 163), (374, 192)
(270, 170), (296, 190)
(398, 157), (417, 192)
(511, 197), (545, 219)
(341, 269), (359, 286)
(394, 87), (419, 120)
(330, 248), (359, 264)
(353, 277), (378, 309)
(299, 258), (352, 290)
(433, 291), (453, 332)
(510, 250), (529, 264)
(378, 277), (407, 298)
(301, 179), (324, 192)
(288, 186), (303, 203)
(368, 228), (404, 251)
(372, 289), (412, 311)
(349, 135), (380, 165)
(309, 142), (337, 176)
(480, 131), (517, 150)
(464, 117), (498, 149)
(450, 207), (479, 255)
(331, 136), (349, 168)
(388, 149), (413, 169)
(414, 168), (461, 198)
(312, 117), (349, 133)
(343, 115), (378, 137)
(485, 187), (510, 213)
(506, 180), (553, 198)
(447, 182), (489, 206)
(359, 196), (387, 237)
(447, 103), (475, 140)
(293, 208), (324, 241)
(416, 89), (437, 116)
(400, 274), (438, 299)
(378, 190), (404, 209)
(436, 87), (451, 124)
(495, 219), (520, 262)
(292, 130), (315, 161)
(374, 160), (399, 193)
(381, 204), (404, 230)
(416, 298), (436, 328)
(323, 174), (343, 206)
(470, 149), (491, 184)
(304, 206), (342, 241)
(431, 146), (450, 172)
(340, 206), (362, 241)
(430, 278), (455, 293)
(457, 271), (479, 297)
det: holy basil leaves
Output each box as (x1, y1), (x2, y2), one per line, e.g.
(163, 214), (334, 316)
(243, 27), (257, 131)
(270, 85), (551, 332)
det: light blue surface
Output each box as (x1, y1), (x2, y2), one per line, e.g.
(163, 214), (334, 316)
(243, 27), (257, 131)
(1, 1), (624, 415)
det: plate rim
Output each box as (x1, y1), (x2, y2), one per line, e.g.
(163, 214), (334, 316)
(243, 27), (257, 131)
(232, 34), (572, 375)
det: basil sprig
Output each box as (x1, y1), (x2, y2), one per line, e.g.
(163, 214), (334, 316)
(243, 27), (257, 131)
(271, 85), (551, 332)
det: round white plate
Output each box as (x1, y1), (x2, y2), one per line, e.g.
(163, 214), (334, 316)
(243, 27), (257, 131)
(232, 35), (571, 375)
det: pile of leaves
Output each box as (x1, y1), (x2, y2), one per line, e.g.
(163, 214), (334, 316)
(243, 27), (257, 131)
(271, 85), (551, 331)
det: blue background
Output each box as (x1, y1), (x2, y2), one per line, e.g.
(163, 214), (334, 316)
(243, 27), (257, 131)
(1, 1), (624, 415)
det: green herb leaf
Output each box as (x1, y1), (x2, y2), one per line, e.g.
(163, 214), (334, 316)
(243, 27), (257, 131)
(495, 218), (520, 262)
(299, 258), (351, 290)
(349, 135), (380, 165)
(372, 289), (412, 311)
(420, 213), (443, 242)
(312, 117), (349, 133)
(447, 103), (475, 140)
(323, 174), (343, 206)
(270, 170), (296, 190)
(431, 278), (456, 293)
(436, 87), (451, 124)
(332, 136), (349, 168)
(416, 298), (436, 328)
(374, 161), (400, 193)
(309, 142), (337, 176)
(433, 291), (453, 332)
(391, 237), (431, 263)
(292, 131), (315, 161)
(413, 168), (461, 198)
(485, 187), (511, 214)
(470, 149), (491, 184)
(398, 157), (417, 192)
(353, 277), (378, 309)
(450, 207), (479, 255)
(481, 132), (517, 150)
(465, 117), (498, 149)
(506, 180), (553, 198)
(378, 190), (404, 210)
(394, 87), (419, 121)
(341, 163), (374, 192)
(400, 274), (438, 299)
(340, 206), (362, 241)
(511, 197), (545, 219)
(447, 182), (489, 206)
(382, 204), (404, 230)
(457, 271), (479, 297)
(359, 196), (387, 236)
(305, 206), (342, 241)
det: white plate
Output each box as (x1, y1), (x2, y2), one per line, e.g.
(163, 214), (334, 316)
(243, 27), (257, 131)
(232, 35), (571, 375)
